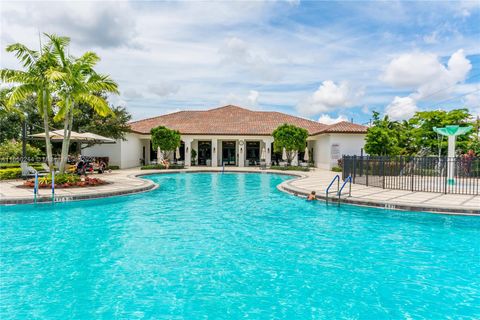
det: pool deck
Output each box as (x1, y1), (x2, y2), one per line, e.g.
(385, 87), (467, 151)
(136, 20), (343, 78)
(0, 167), (478, 215)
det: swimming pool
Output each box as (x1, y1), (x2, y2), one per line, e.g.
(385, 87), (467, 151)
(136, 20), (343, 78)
(1, 172), (479, 319)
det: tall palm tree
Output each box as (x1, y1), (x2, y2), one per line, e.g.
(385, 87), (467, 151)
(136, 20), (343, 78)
(0, 37), (60, 170)
(46, 35), (119, 173)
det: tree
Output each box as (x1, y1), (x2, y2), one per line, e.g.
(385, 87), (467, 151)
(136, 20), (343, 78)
(0, 140), (42, 158)
(46, 34), (119, 172)
(71, 104), (132, 153)
(0, 36), (59, 169)
(364, 112), (402, 156)
(409, 109), (472, 155)
(150, 126), (181, 159)
(272, 123), (308, 164)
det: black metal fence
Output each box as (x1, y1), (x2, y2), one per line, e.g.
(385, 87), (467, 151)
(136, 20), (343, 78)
(342, 156), (480, 195)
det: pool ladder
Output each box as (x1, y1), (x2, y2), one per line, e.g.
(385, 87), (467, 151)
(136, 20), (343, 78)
(325, 175), (352, 204)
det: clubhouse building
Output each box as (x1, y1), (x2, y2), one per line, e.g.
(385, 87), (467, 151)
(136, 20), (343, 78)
(83, 105), (367, 169)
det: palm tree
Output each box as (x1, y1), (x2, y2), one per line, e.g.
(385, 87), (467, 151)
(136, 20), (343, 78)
(0, 38), (59, 170)
(46, 35), (119, 173)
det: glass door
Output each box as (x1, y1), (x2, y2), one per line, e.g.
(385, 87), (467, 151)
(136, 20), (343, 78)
(222, 141), (236, 166)
(198, 141), (211, 166)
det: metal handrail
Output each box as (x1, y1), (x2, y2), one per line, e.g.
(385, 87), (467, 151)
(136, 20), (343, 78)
(325, 175), (340, 202)
(337, 175), (352, 201)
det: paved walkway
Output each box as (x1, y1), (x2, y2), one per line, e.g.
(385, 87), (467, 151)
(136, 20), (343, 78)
(1, 167), (478, 214)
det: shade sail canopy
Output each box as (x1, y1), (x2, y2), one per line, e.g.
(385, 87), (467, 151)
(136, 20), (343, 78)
(433, 125), (472, 137)
(282, 147), (287, 161)
(30, 130), (115, 144)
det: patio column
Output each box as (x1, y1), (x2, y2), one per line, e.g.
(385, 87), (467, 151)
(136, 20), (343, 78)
(238, 139), (245, 167)
(211, 138), (218, 167)
(262, 138), (274, 166)
(183, 137), (193, 167)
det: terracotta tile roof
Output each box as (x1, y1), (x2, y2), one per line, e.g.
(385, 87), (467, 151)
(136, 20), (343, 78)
(129, 105), (367, 135)
(319, 121), (368, 134)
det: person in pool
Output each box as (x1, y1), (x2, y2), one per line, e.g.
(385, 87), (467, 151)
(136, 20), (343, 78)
(307, 191), (316, 201)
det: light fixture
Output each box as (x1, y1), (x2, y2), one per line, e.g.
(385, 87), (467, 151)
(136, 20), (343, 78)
(213, 147), (216, 153)
(186, 147), (189, 152)
(267, 148), (270, 153)
(240, 147), (243, 152)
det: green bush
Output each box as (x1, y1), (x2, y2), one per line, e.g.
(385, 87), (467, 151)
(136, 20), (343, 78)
(0, 162), (44, 169)
(270, 165), (310, 172)
(107, 165), (120, 170)
(331, 166), (342, 172)
(0, 140), (42, 158)
(141, 164), (185, 170)
(0, 168), (22, 180)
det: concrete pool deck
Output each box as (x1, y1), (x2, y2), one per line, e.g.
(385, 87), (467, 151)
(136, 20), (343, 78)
(0, 167), (478, 215)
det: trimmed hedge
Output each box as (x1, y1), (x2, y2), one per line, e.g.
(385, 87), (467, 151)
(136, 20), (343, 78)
(331, 166), (342, 172)
(0, 168), (22, 180)
(140, 164), (185, 170)
(107, 165), (120, 170)
(0, 162), (44, 169)
(270, 165), (310, 172)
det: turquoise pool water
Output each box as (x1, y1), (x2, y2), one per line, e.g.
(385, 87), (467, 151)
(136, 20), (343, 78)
(1, 173), (479, 319)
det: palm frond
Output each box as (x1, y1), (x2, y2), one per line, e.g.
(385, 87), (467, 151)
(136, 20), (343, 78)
(86, 74), (119, 94)
(76, 51), (100, 69)
(44, 33), (71, 66)
(5, 43), (39, 68)
(45, 68), (68, 81)
(76, 93), (112, 117)
(6, 84), (36, 107)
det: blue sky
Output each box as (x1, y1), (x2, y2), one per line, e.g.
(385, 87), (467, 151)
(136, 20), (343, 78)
(1, 1), (479, 124)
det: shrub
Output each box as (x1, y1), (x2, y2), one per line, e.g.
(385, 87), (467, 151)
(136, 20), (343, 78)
(331, 166), (342, 172)
(140, 164), (185, 170)
(270, 165), (310, 172)
(0, 162), (44, 170)
(0, 140), (42, 158)
(107, 165), (120, 170)
(0, 168), (22, 180)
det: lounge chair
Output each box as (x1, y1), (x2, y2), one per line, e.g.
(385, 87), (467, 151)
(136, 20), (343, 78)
(21, 163), (46, 179)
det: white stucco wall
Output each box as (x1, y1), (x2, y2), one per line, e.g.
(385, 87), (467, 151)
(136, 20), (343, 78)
(312, 133), (365, 169)
(120, 133), (143, 168)
(81, 140), (122, 167)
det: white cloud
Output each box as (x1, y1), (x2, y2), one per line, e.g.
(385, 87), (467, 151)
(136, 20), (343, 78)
(385, 96), (418, 120)
(148, 83), (180, 97)
(219, 37), (282, 81)
(318, 114), (348, 125)
(464, 92), (480, 116)
(247, 90), (260, 105)
(297, 80), (363, 115)
(382, 49), (472, 100)
(221, 90), (261, 107)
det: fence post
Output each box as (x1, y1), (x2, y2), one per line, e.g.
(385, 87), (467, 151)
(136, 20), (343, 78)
(366, 156), (369, 187)
(444, 157), (448, 194)
(382, 157), (386, 189)
(411, 157), (415, 191)
(353, 155), (356, 184)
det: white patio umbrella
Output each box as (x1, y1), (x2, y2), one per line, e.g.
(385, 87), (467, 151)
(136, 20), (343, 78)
(303, 147), (309, 162)
(282, 147), (287, 161)
(175, 147), (181, 160)
(260, 147), (266, 161)
(77, 132), (115, 144)
(30, 130), (115, 144)
(30, 129), (85, 141)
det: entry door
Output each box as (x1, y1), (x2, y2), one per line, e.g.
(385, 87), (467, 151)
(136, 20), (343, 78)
(222, 141), (236, 165)
(198, 141), (211, 165)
